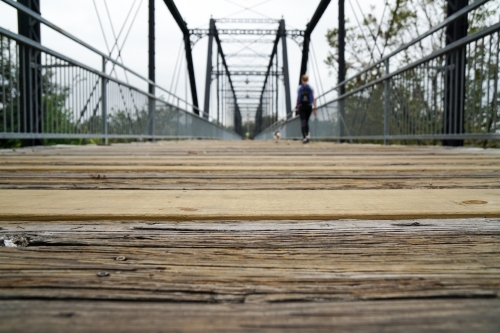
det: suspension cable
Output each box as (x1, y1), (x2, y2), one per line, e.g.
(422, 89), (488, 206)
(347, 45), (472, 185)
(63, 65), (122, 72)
(354, 0), (383, 56)
(107, 0), (138, 58)
(220, 0), (276, 21)
(347, 0), (377, 64)
(92, 0), (111, 53)
(310, 40), (326, 107)
(173, 47), (184, 99)
(169, 39), (184, 102)
(368, 1), (388, 61)
(104, 0), (143, 80)
(102, 0), (142, 122)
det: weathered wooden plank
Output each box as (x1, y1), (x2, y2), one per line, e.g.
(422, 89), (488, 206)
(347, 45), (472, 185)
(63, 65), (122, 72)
(1, 218), (499, 231)
(1, 299), (499, 332)
(1, 178), (499, 190)
(1, 219), (499, 304)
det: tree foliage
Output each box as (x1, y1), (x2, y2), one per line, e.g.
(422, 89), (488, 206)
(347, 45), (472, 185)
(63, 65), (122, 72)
(325, 0), (500, 77)
(323, 0), (500, 147)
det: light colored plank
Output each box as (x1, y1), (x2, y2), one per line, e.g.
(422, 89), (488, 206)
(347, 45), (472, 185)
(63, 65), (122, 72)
(0, 189), (499, 221)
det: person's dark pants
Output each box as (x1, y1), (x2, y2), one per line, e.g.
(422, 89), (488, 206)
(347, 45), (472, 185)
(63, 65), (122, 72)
(299, 105), (313, 139)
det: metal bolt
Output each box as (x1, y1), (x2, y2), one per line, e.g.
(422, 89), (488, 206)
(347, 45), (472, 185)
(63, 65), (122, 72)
(115, 256), (127, 261)
(97, 271), (110, 277)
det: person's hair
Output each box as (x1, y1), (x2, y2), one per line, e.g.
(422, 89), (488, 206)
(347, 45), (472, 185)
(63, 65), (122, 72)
(301, 74), (309, 82)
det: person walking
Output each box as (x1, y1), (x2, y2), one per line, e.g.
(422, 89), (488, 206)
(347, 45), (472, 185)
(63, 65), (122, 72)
(296, 75), (317, 144)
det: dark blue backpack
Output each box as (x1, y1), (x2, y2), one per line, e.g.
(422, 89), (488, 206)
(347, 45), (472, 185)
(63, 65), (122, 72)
(300, 85), (312, 106)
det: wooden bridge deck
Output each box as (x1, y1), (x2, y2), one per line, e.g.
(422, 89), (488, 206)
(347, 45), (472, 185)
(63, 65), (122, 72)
(1, 140), (500, 332)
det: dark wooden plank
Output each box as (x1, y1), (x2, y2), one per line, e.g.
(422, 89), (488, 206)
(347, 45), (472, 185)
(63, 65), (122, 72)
(1, 299), (499, 332)
(1, 219), (499, 303)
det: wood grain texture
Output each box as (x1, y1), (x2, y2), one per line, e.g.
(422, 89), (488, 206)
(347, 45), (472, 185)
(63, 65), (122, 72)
(1, 141), (500, 331)
(1, 299), (500, 333)
(1, 189), (500, 221)
(1, 140), (499, 191)
(1, 219), (500, 301)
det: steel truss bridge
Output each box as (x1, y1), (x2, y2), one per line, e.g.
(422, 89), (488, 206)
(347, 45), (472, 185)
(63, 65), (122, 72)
(0, 0), (499, 146)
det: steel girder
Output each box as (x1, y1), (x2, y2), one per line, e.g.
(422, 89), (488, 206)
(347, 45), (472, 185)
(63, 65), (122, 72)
(254, 29), (280, 134)
(190, 28), (304, 37)
(162, 0), (200, 115)
(213, 71), (283, 76)
(203, 19), (215, 119)
(299, 0), (332, 84)
(215, 18), (280, 24)
(338, 0), (346, 140)
(280, 20), (292, 120)
(221, 39), (276, 44)
(148, 0), (156, 135)
(18, 0), (43, 146)
(212, 21), (243, 134)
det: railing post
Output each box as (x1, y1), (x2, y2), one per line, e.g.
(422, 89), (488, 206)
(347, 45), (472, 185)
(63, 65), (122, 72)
(148, 0), (156, 140)
(18, 0), (43, 146)
(101, 57), (108, 145)
(338, 0), (346, 143)
(443, 0), (468, 147)
(384, 58), (390, 145)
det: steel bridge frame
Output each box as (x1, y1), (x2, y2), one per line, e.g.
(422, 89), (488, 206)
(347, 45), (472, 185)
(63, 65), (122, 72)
(255, 0), (499, 145)
(7, 0), (487, 145)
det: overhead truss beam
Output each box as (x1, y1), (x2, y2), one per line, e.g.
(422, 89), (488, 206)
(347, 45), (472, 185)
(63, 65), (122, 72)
(215, 18), (280, 24)
(221, 39), (276, 44)
(214, 71), (283, 76)
(226, 54), (270, 58)
(190, 28), (304, 37)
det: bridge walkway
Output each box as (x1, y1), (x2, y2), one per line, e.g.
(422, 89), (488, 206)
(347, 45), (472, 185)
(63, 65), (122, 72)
(0, 140), (499, 332)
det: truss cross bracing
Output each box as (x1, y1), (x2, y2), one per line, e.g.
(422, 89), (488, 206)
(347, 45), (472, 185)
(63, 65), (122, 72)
(157, 0), (332, 136)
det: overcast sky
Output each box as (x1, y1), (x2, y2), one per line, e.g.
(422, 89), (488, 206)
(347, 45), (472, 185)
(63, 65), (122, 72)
(0, 0), (384, 120)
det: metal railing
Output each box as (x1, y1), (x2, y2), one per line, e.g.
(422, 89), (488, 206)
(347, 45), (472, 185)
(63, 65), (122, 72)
(256, 0), (500, 144)
(0, 1), (241, 142)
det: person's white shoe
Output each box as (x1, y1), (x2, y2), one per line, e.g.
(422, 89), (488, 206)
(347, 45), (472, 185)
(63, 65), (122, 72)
(302, 138), (309, 144)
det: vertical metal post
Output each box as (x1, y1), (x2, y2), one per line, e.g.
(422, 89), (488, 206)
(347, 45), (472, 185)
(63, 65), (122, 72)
(275, 44), (279, 122)
(203, 19), (215, 119)
(338, 0), (346, 142)
(216, 50), (220, 124)
(384, 59), (390, 145)
(18, 0), (43, 146)
(280, 20), (292, 119)
(101, 57), (108, 145)
(443, 0), (468, 146)
(148, 0), (156, 140)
